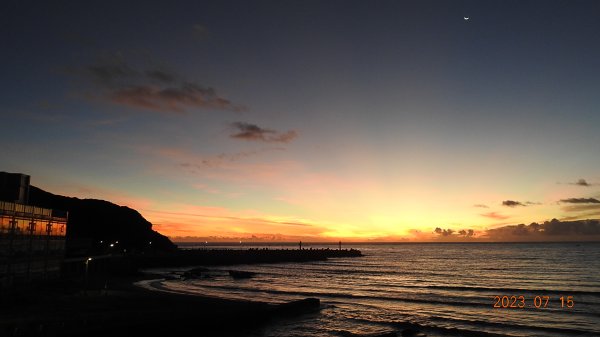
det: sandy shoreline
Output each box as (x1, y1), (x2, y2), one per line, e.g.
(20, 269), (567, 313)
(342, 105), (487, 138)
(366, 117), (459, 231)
(0, 273), (319, 337)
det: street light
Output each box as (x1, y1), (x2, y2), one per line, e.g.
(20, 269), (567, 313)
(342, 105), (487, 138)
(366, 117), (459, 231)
(85, 258), (92, 291)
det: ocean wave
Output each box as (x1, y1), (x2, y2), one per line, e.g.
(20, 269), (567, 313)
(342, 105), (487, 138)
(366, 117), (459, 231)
(346, 314), (596, 337)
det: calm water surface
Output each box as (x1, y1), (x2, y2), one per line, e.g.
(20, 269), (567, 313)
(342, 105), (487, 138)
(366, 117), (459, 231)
(148, 243), (600, 337)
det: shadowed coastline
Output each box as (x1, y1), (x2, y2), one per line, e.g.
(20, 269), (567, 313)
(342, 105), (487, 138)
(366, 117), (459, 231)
(3, 248), (363, 337)
(0, 276), (322, 337)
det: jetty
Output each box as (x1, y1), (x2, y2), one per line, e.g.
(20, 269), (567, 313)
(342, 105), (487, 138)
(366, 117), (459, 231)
(136, 248), (362, 268)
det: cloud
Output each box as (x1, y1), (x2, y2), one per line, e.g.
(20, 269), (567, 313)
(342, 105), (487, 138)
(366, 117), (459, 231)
(230, 122), (298, 143)
(480, 212), (510, 220)
(433, 227), (476, 239)
(560, 204), (600, 213)
(485, 219), (600, 241)
(145, 208), (314, 227)
(560, 198), (600, 204)
(487, 223), (541, 238)
(110, 82), (243, 113)
(570, 178), (591, 187)
(143, 205), (330, 239)
(177, 147), (286, 171)
(434, 227), (454, 236)
(560, 199), (600, 219)
(458, 229), (475, 237)
(473, 204), (489, 208)
(69, 54), (244, 113)
(502, 200), (526, 207)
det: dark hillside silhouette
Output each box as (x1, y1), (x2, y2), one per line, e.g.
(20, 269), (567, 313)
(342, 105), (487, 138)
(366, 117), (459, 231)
(28, 186), (176, 256)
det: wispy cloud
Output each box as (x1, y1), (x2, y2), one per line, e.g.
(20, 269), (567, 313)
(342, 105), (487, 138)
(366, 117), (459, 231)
(480, 212), (510, 220)
(144, 208), (314, 227)
(143, 204), (329, 239)
(473, 204), (489, 208)
(560, 203), (600, 214)
(570, 178), (592, 187)
(559, 198), (600, 219)
(230, 122), (298, 143)
(502, 200), (526, 207)
(177, 147), (286, 171)
(110, 82), (243, 113)
(68, 54), (245, 113)
(560, 197), (600, 204)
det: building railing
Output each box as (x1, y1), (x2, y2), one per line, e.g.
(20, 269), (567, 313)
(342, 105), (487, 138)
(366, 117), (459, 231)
(0, 201), (67, 221)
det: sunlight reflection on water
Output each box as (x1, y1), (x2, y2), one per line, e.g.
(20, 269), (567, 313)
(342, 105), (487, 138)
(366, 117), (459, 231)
(148, 243), (600, 337)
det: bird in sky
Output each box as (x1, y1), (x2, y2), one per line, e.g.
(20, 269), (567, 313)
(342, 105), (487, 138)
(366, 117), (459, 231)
(464, 17), (470, 21)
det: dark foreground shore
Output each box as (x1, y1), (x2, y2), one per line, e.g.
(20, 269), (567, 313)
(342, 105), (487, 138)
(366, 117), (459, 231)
(0, 273), (321, 337)
(0, 248), (364, 337)
(2, 248), (365, 337)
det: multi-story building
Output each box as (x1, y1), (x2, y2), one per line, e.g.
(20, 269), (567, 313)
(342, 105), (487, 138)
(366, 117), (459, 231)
(0, 172), (67, 286)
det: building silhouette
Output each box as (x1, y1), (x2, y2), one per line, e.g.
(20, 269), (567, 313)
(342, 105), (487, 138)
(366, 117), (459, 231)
(0, 172), (67, 286)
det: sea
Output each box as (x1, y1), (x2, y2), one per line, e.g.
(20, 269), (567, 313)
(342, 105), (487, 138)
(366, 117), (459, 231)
(143, 242), (600, 337)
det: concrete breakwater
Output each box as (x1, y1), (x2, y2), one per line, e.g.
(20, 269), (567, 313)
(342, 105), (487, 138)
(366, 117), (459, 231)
(136, 248), (363, 268)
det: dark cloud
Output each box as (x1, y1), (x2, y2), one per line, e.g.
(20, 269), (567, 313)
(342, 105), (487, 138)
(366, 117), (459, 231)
(458, 229), (475, 237)
(560, 198), (600, 204)
(543, 219), (600, 235)
(69, 55), (244, 113)
(473, 204), (489, 208)
(434, 227), (454, 236)
(571, 178), (591, 187)
(111, 82), (243, 113)
(433, 227), (475, 239)
(486, 219), (600, 241)
(230, 122), (298, 143)
(502, 200), (526, 207)
(480, 212), (510, 220)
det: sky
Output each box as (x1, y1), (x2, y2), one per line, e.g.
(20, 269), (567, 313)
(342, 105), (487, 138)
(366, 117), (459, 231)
(2, 0), (600, 241)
